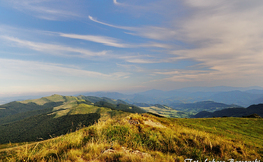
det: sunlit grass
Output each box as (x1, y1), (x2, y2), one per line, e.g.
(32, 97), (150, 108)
(140, 106), (193, 118)
(1, 114), (261, 161)
(174, 117), (263, 149)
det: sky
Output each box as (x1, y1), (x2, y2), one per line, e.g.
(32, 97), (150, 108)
(1, 0), (263, 96)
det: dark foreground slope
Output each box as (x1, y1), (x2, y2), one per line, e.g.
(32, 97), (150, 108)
(0, 101), (63, 123)
(0, 114), (262, 161)
(0, 113), (100, 144)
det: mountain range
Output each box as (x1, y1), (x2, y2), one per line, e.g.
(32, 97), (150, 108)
(194, 104), (263, 118)
(2, 86), (263, 107)
(0, 92), (263, 161)
(80, 86), (263, 107)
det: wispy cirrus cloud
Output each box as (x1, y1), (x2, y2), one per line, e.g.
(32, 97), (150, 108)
(88, 16), (176, 41)
(118, 54), (173, 64)
(59, 32), (172, 49)
(1, 36), (107, 57)
(3, 0), (80, 20)
(59, 33), (129, 48)
(0, 31), (171, 64)
(92, 0), (263, 86)
(0, 58), (130, 80)
(167, 0), (263, 79)
(113, 0), (123, 6)
(88, 16), (134, 31)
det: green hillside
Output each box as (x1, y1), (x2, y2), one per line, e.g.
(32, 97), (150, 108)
(0, 101), (63, 120)
(0, 95), (262, 161)
(0, 107), (53, 125)
(0, 114), (262, 161)
(0, 113), (100, 144)
(0, 95), (137, 144)
(139, 104), (192, 118)
(0, 94), (78, 124)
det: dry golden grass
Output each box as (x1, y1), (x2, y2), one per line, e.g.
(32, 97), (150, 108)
(0, 113), (261, 162)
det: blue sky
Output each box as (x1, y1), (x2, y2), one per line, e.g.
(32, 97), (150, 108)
(1, 0), (263, 96)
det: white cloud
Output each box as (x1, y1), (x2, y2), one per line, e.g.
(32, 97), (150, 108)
(88, 16), (134, 31)
(113, 0), (122, 6)
(59, 32), (171, 49)
(59, 33), (128, 48)
(168, 0), (263, 77)
(140, 42), (172, 49)
(3, 0), (80, 20)
(0, 58), (129, 80)
(88, 16), (177, 41)
(125, 58), (158, 64)
(131, 0), (263, 84)
(1, 36), (107, 57)
(3, 0), (263, 88)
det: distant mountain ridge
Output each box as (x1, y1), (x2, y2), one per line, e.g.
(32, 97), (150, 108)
(169, 101), (241, 114)
(79, 86), (263, 107)
(194, 104), (263, 118)
(1, 86), (263, 106)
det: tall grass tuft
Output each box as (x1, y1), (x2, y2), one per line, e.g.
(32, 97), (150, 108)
(0, 113), (261, 161)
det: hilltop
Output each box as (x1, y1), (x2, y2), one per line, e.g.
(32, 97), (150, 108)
(0, 94), (145, 144)
(0, 94), (262, 161)
(0, 113), (262, 161)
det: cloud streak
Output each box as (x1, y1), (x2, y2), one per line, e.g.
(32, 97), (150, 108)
(113, 0), (122, 6)
(1, 36), (107, 57)
(0, 58), (129, 80)
(88, 16), (134, 31)
(59, 33), (129, 48)
(59, 32), (171, 49)
(166, 0), (263, 80)
(100, 0), (263, 85)
(88, 15), (177, 41)
(3, 0), (80, 20)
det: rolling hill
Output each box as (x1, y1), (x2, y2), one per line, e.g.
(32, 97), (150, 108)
(0, 113), (262, 161)
(0, 94), (146, 144)
(137, 104), (192, 118)
(0, 94), (263, 161)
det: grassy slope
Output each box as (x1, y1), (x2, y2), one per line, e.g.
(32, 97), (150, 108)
(19, 94), (73, 105)
(140, 105), (192, 118)
(0, 94), (77, 124)
(0, 114), (262, 162)
(0, 107), (54, 125)
(174, 117), (263, 150)
(0, 113), (100, 144)
(0, 95), (133, 145)
(67, 103), (131, 121)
